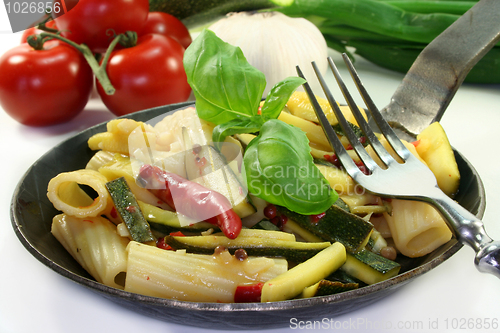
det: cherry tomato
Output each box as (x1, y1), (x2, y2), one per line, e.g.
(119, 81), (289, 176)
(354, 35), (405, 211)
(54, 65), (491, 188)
(20, 20), (58, 44)
(96, 34), (191, 116)
(140, 12), (192, 49)
(0, 40), (93, 126)
(52, 0), (149, 53)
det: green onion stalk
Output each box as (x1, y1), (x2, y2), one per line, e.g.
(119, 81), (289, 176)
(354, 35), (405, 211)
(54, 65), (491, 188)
(271, 0), (500, 83)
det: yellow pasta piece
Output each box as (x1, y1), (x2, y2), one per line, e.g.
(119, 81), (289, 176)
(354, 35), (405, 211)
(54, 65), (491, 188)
(51, 214), (129, 289)
(47, 169), (110, 218)
(124, 242), (288, 302)
(415, 122), (460, 197)
(309, 145), (332, 160)
(85, 150), (117, 171)
(261, 242), (346, 302)
(278, 110), (367, 154)
(286, 91), (338, 124)
(286, 91), (367, 127)
(340, 193), (378, 208)
(365, 137), (426, 167)
(338, 105), (368, 127)
(278, 111), (332, 151)
(315, 164), (356, 195)
(383, 200), (452, 258)
(340, 193), (389, 215)
(88, 119), (154, 155)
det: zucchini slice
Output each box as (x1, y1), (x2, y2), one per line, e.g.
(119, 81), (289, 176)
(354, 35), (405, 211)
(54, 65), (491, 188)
(212, 228), (296, 241)
(277, 204), (373, 253)
(301, 279), (359, 298)
(327, 269), (366, 286)
(163, 235), (332, 262)
(365, 229), (388, 254)
(251, 219), (281, 231)
(341, 249), (401, 285)
(138, 201), (215, 234)
(106, 177), (155, 244)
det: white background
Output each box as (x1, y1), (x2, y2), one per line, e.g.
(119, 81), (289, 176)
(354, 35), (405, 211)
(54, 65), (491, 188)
(1, 4), (500, 333)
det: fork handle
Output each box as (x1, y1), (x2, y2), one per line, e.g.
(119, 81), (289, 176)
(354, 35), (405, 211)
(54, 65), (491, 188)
(430, 192), (500, 278)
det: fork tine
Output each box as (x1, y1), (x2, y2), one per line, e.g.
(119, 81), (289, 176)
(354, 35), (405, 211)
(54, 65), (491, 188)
(312, 61), (373, 170)
(327, 57), (397, 168)
(295, 65), (361, 176)
(341, 54), (412, 161)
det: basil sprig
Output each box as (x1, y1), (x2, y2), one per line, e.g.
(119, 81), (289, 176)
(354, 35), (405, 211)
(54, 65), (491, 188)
(184, 29), (305, 143)
(244, 120), (338, 214)
(183, 29), (338, 214)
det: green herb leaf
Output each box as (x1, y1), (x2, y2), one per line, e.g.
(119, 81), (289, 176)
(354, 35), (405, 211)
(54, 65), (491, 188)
(183, 29), (266, 125)
(260, 76), (306, 120)
(243, 119), (338, 215)
(212, 116), (265, 149)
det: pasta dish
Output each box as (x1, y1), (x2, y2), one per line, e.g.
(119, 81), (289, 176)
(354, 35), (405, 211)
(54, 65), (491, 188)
(45, 29), (460, 303)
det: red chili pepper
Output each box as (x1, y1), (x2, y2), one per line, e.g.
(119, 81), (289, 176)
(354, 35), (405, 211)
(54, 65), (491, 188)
(234, 282), (264, 303)
(324, 154), (341, 168)
(355, 160), (371, 175)
(310, 212), (326, 224)
(110, 207), (118, 219)
(137, 164), (242, 239)
(156, 237), (173, 250)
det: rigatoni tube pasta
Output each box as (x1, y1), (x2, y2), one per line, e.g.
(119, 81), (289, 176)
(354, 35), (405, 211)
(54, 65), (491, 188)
(124, 241), (288, 302)
(51, 214), (129, 289)
(208, 11), (328, 96)
(47, 169), (110, 218)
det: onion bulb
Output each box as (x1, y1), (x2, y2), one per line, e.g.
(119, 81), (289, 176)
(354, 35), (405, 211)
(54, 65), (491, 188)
(208, 11), (328, 96)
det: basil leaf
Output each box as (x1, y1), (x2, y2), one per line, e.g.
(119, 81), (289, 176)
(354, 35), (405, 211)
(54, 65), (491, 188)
(243, 119), (338, 215)
(183, 29), (266, 125)
(260, 76), (306, 120)
(212, 116), (264, 148)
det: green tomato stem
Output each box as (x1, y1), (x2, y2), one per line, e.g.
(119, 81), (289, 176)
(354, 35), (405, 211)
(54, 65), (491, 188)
(37, 15), (59, 33)
(37, 32), (118, 95)
(117, 31), (138, 48)
(26, 35), (45, 50)
(94, 34), (126, 95)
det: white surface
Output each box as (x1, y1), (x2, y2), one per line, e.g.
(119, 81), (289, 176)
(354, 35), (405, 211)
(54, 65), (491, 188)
(1, 10), (500, 333)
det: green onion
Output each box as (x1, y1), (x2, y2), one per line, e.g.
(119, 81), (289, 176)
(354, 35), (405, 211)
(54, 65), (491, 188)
(272, 0), (499, 83)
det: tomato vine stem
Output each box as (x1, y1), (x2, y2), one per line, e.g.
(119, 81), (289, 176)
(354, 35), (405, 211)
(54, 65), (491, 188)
(37, 15), (59, 34)
(28, 32), (135, 95)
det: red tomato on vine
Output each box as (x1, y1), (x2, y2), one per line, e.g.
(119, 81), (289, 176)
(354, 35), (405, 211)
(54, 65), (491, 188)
(140, 12), (192, 49)
(0, 39), (93, 126)
(52, 0), (149, 53)
(96, 34), (191, 116)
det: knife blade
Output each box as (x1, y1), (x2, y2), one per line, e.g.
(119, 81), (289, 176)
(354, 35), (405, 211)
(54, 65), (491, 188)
(379, 0), (500, 141)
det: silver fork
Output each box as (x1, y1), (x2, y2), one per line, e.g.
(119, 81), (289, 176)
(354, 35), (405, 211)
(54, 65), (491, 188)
(296, 55), (500, 278)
